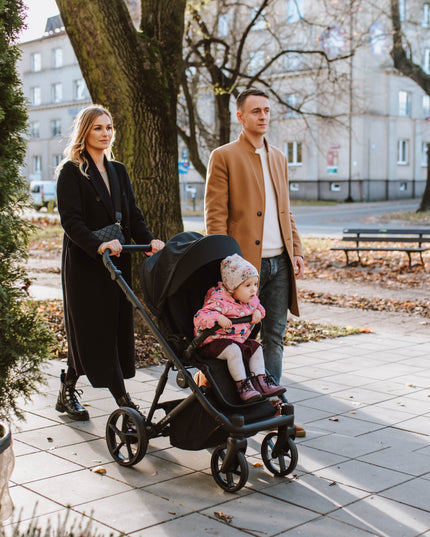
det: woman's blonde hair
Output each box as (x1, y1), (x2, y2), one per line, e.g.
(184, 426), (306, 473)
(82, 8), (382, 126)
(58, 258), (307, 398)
(56, 104), (115, 178)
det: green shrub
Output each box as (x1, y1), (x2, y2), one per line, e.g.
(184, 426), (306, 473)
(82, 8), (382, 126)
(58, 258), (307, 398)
(0, 0), (53, 420)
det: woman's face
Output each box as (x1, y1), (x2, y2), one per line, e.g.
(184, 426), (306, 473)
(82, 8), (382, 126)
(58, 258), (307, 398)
(85, 114), (113, 153)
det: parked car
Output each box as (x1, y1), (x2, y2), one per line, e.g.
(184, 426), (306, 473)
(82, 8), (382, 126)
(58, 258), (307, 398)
(29, 181), (57, 210)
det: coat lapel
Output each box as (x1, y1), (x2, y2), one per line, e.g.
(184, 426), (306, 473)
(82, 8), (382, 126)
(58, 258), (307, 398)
(238, 132), (265, 201)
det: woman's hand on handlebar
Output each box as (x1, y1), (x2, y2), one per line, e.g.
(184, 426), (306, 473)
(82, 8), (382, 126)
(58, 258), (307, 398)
(147, 239), (165, 256)
(98, 239), (122, 257)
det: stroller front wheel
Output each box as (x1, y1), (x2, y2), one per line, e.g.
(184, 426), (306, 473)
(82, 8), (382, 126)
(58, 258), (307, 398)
(261, 432), (298, 476)
(210, 446), (249, 492)
(106, 408), (147, 467)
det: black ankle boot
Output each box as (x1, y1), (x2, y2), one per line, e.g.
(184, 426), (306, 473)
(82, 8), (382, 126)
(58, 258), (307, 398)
(55, 370), (89, 421)
(116, 393), (142, 415)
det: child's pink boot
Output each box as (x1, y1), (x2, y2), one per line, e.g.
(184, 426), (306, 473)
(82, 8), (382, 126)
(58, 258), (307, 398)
(236, 378), (263, 402)
(252, 374), (286, 398)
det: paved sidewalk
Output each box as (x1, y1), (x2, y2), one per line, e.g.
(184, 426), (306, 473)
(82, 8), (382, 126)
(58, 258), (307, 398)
(3, 311), (430, 537)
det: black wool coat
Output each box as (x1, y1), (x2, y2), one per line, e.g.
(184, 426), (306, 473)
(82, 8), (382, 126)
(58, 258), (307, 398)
(57, 154), (154, 387)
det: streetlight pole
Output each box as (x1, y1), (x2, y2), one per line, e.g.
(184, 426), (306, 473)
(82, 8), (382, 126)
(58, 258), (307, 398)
(346, 0), (354, 202)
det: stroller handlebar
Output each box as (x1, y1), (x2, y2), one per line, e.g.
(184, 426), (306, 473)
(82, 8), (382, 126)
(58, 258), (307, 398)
(102, 244), (152, 274)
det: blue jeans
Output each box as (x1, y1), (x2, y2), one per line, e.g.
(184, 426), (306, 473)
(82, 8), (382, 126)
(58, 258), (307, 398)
(258, 252), (291, 384)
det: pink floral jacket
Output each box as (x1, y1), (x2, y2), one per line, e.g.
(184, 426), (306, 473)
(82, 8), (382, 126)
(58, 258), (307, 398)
(193, 282), (266, 344)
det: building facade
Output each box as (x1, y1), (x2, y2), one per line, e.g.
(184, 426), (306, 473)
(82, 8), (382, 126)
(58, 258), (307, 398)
(19, 2), (430, 202)
(18, 16), (91, 185)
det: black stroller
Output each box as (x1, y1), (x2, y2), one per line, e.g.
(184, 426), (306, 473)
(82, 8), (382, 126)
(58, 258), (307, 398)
(103, 232), (298, 492)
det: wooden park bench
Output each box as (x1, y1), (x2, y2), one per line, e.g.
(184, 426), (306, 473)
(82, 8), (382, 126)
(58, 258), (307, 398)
(330, 228), (430, 268)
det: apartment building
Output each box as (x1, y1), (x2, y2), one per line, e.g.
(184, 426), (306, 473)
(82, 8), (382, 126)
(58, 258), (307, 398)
(18, 15), (91, 184)
(18, 2), (430, 202)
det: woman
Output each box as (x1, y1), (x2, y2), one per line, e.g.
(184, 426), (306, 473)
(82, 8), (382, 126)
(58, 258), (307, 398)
(55, 104), (164, 421)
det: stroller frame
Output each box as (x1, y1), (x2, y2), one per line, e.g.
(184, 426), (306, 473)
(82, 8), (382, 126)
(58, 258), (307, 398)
(103, 239), (298, 492)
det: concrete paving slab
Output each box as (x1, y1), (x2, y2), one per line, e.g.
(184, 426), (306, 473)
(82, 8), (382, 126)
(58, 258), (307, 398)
(2, 320), (429, 537)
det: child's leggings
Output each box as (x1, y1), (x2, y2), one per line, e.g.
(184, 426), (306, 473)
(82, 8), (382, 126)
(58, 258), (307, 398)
(216, 343), (265, 381)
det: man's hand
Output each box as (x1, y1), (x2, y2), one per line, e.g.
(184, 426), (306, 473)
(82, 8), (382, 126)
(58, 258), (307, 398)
(293, 255), (305, 279)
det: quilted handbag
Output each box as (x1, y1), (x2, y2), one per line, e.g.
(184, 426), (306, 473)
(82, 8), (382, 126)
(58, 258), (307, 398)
(93, 222), (125, 244)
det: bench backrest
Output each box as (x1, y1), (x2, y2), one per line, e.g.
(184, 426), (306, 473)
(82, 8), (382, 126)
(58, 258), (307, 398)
(342, 228), (430, 244)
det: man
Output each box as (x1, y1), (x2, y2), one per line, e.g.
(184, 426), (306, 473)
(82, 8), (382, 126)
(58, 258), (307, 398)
(205, 87), (305, 435)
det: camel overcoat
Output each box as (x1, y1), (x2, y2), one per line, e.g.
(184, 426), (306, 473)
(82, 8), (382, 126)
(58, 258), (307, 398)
(205, 132), (303, 316)
(57, 154), (154, 387)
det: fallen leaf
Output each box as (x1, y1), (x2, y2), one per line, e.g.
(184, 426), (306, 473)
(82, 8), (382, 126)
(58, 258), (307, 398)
(253, 462), (263, 467)
(91, 466), (106, 474)
(47, 437), (54, 442)
(328, 481), (336, 486)
(214, 511), (233, 524)
(329, 417), (339, 422)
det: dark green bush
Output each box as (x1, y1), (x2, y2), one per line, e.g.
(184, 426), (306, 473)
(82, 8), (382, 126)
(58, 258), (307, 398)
(0, 0), (53, 420)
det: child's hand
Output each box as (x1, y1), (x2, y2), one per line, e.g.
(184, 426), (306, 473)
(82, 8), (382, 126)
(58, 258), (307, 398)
(251, 309), (262, 324)
(217, 314), (232, 330)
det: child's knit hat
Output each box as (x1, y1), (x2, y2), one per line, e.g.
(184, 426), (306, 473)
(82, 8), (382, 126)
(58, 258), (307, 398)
(220, 254), (259, 291)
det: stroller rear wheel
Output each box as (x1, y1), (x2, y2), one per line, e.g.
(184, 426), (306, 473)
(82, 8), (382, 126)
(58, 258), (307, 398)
(261, 432), (298, 476)
(106, 408), (147, 467)
(210, 446), (249, 492)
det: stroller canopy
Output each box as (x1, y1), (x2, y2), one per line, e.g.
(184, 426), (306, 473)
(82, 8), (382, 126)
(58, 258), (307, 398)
(141, 232), (242, 319)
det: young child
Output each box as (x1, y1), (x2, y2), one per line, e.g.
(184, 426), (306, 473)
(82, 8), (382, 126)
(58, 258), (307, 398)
(194, 254), (285, 402)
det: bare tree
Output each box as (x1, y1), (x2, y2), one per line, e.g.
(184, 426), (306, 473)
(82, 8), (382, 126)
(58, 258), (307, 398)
(179, 0), (363, 179)
(389, 0), (430, 211)
(55, 0), (186, 239)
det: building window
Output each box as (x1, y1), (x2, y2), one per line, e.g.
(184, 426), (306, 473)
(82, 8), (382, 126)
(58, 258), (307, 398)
(33, 155), (42, 174)
(51, 83), (62, 103)
(287, 0), (304, 23)
(397, 139), (409, 164)
(251, 7), (266, 30)
(30, 86), (41, 106)
(284, 52), (301, 71)
(422, 142), (429, 166)
(51, 119), (61, 137)
(53, 154), (62, 168)
(30, 121), (40, 139)
(248, 50), (265, 75)
(52, 47), (63, 68)
(423, 4), (430, 27)
(73, 79), (86, 100)
(423, 48), (430, 74)
(218, 14), (229, 36)
(284, 94), (299, 117)
(285, 142), (302, 165)
(398, 91), (410, 116)
(399, 0), (407, 21)
(31, 52), (42, 72)
(424, 95), (430, 118)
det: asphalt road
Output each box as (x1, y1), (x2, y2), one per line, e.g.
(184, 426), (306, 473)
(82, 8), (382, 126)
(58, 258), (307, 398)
(183, 199), (427, 237)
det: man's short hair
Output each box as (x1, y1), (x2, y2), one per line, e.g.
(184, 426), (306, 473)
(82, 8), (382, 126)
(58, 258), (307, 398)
(236, 88), (269, 110)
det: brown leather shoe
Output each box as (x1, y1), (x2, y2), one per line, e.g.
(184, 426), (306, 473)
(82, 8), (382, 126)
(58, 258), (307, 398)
(295, 425), (306, 437)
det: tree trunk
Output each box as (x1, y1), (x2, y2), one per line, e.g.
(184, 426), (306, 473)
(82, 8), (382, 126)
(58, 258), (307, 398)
(55, 0), (185, 241)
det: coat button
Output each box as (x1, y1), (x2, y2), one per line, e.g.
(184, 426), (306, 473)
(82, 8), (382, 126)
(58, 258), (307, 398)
(257, 211), (262, 216)
(255, 240), (260, 245)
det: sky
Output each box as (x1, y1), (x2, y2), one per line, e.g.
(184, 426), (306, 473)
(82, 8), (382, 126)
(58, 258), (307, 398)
(20, 0), (60, 42)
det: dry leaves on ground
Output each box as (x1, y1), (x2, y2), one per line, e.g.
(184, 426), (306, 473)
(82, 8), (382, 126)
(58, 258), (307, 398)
(304, 237), (429, 289)
(301, 238), (429, 317)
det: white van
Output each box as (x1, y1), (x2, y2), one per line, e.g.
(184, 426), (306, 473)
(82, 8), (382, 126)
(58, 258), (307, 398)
(29, 181), (57, 210)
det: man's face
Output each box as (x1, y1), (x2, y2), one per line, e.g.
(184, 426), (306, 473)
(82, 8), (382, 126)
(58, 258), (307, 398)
(236, 95), (270, 137)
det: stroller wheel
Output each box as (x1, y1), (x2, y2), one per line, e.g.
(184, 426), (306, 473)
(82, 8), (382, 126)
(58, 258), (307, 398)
(261, 432), (298, 476)
(210, 446), (249, 492)
(106, 408), (147, 467)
